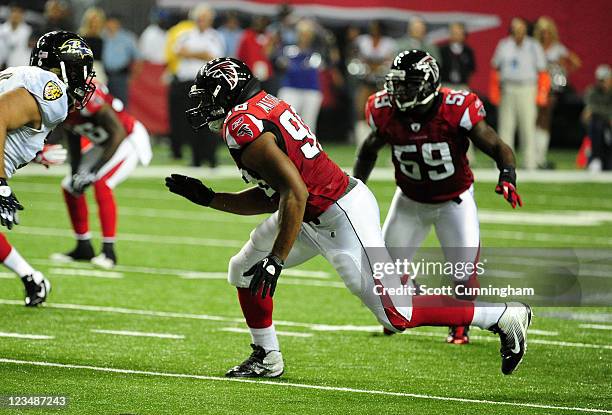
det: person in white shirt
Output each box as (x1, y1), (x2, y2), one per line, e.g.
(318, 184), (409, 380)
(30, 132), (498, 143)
(0, 4), (32, 68)
(0, 30), (95, 307)
(173, 4), (225, 167)
(139, 10), (169, 65)
(491, 18), (548, 170)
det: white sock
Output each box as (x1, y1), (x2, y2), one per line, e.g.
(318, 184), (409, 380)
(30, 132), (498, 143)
(76, 232), (91, 241)
(472, 302), (507, 329)
(250, 325), (280, 352)
(3, 248), (35, 279)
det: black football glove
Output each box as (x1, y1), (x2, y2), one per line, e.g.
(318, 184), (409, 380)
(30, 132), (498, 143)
(495, 166), (523, 209)
(245, 254), (284, 299)
(165, 174), (215, 206)
(0, 179), (24, 229)
(71, 171), (96, 194)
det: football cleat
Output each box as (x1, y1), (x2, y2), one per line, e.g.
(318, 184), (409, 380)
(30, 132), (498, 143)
(21, 272), (51, 307)
(446, 326), (470, 344)
(489, 302), (532, 375)
(91, 253), (115, 269)
(50, 240), (94, 262)
(225, 344), (284, 378)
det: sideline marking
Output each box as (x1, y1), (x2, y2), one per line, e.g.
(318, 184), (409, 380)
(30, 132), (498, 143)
(0, 358), (609, 413)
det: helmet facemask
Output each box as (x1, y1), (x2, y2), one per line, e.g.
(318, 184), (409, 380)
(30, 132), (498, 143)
(60, 60), (96, 110)
(385, 70), (438, 112)
(186, 85), (227, 132)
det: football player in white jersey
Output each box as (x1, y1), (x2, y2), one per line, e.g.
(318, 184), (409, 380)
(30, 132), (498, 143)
(0, 30), (95, 306)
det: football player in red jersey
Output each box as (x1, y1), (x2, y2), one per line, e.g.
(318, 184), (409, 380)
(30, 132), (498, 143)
(353, 50), (523, 344)
(51, 81), (152, 269)
(166, 57), (531, 378)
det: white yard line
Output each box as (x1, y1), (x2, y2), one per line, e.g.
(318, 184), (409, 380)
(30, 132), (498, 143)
(0, 272), (14, 279)
(13, 224), (612, 247)
(579, 324), (612, 331)
(49, 268), (124, 279)
(2, 299), (609, 350)
(0, 357), (609, 413)
(14, 163), (612, 182)
(220, 327), (313, 338)
(0, 332), (54, 340)
(13, 226), (245, 248)
(90, 329), (184, 339)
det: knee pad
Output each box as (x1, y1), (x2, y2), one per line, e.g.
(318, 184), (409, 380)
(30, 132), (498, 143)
(227, 252), (248, 288)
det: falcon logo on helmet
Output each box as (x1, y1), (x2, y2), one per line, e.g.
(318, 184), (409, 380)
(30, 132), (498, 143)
(385, 50), (441, 112)
(206, 60), (241, 91)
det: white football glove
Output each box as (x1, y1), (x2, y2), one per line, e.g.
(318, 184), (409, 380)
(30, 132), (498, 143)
(35, 144), (68, 167)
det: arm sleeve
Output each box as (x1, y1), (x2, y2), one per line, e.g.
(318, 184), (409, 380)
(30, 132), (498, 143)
(458, 93), (487, 131)
(491, 40), (503, 69)
(19, 70), (68, 128)
(534, 41), (547, 71)
(223, 113), (265, 149)
(364, 95), (378, 132)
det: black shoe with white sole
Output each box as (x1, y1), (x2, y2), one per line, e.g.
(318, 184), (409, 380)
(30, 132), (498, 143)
(489, 302), (532, 375)
(225, 344), (284, 378)
(21, 272), (51, 307)
(50, 240), (95, 262)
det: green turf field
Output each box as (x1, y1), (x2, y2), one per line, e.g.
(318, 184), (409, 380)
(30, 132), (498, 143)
(1, 173), (611, 414)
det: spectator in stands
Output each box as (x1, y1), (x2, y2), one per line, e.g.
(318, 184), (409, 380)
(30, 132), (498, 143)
(79, 7), (107, 84)
(139, 9), (169, 66)
(269, 3), (297, 48)
(0, 4), (33, 68)
(237, 16), (274, 91)
(218, 11), (243, 58)
(41, 0), (74, 32)
(165, 13), (195, 161)
(583, 65), (612, 171)
(396, 16), (441, 62)
(491, 17), (548, 170)
(174, 4), (225, 167)
(533, 16), (582, 169)
(277, 19), (323, 132)
(353, 21), (395, 144)
(102, 13), (142, 106)
(439, 22), (475, 91)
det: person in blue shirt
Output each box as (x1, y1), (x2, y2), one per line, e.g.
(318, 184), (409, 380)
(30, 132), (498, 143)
(277, 19), (323, 133)
(102, 13), (141, 106)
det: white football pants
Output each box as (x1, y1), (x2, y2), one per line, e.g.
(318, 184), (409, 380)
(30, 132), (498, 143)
(382, 185), (480, 284)
(228, 179), (413, 332)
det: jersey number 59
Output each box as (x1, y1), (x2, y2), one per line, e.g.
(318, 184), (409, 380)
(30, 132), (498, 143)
(393, 142), (455, 181)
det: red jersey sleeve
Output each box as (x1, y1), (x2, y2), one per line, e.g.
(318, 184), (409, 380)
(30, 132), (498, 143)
(365, 90), (393, 133)
(457, 92), (486, 131)
(223, 113), (265, 149)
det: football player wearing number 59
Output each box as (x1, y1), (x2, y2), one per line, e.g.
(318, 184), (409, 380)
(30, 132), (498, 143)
(166, 57), (531, 378)
(353, 50), (523, 344)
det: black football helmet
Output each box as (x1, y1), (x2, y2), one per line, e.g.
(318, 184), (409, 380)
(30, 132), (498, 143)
(384, 50), (441, 111)
(30, 31), (96, 110)
(186, 57), (261, 131)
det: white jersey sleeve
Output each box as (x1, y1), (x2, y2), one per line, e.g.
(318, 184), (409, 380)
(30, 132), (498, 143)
(1, 66), (69, 128)
(0, 66), (69, 178)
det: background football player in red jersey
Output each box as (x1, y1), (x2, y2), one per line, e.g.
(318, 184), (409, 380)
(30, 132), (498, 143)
(51, 81), (152, 269)
(353, 50), (523, 344)
(165, 57), (531, 378)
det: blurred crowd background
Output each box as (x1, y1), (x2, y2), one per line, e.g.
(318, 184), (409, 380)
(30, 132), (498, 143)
(1, 0), (611, 170)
